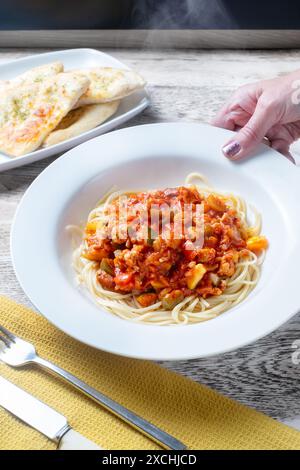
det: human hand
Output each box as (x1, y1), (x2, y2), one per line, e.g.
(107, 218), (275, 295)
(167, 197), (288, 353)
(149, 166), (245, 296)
(211, 70), (300, 161)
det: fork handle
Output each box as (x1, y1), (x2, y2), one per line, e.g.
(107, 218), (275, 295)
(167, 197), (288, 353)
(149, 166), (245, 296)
(34, 356), (185, 450)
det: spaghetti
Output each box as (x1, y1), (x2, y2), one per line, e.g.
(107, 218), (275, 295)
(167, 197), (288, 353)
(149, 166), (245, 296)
(70, 173), (268, 325)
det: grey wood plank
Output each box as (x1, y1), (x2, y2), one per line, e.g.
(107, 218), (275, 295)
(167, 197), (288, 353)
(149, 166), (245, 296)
(0, 48), (300, 422)
(2, 30), (300, 49)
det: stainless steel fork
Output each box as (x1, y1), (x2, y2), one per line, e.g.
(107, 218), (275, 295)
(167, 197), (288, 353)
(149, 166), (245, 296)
(0, 324), (186, 450)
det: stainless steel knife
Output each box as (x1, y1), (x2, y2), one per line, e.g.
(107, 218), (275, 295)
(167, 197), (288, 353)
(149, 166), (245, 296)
(0, 376), (101, 450)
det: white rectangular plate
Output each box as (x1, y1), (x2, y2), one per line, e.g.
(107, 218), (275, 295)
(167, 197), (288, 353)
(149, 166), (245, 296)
(0, 48), (149, 172)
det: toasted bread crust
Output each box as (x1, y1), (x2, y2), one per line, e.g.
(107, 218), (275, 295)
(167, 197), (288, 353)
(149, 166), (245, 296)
(43, 100), (120, 147)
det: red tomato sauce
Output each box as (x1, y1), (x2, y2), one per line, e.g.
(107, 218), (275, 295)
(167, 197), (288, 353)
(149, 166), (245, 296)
(83, 186), (267, 309)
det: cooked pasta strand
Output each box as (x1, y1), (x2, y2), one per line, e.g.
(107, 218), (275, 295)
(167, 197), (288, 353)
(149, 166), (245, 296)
(69, 173), (266, 325)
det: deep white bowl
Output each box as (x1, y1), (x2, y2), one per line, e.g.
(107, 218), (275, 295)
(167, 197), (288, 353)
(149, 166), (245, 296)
(11, 123), (300, 360)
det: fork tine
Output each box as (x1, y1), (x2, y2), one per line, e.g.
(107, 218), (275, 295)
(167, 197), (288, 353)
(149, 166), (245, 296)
(0, 333), (10, 347)
(0, 325), (16, 343)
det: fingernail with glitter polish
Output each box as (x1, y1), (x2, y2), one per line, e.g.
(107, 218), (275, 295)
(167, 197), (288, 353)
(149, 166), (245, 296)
(222, 141), (241, 159)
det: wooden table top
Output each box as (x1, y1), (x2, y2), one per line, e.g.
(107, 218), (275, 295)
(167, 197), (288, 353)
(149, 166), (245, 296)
(0, 47), (300, 429)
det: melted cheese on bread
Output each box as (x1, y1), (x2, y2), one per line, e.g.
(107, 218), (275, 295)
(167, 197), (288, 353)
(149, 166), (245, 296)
(0, 62), (64, 92)
(0, 72), (90, 157)
(73, 67), (145, 107)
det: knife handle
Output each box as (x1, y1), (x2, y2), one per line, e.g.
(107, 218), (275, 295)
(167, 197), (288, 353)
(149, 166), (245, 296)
(59, 429), (102, 450)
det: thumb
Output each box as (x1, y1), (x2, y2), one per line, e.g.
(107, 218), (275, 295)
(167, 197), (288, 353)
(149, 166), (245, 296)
(222, 100), (274, 160)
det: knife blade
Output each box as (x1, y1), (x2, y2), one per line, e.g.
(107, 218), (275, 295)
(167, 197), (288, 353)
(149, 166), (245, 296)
(0, 376), (101, 450)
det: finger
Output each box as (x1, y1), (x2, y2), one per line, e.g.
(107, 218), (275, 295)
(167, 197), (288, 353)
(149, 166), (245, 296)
(228, 111), (251, 129)
(267, 123), (298, 162)
(222, 100), (276, 160)
(212, 86), (257, 129)
(270, 138), (295, 163)
(212, 109), (250, 132)
(211, 104), (235, 129)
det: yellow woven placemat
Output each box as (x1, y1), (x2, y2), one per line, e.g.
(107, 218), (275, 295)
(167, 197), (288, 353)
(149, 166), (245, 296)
(0, 295), (299, 450)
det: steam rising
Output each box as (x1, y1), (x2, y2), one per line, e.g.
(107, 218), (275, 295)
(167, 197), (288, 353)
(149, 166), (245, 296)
(131, 0), (236, 29)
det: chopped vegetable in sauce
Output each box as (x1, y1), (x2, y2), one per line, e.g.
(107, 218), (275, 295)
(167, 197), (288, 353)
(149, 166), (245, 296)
(83, 186), (268, 309)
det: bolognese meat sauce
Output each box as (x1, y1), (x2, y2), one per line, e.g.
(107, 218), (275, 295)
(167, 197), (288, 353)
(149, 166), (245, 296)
(83, 186), (268, 309)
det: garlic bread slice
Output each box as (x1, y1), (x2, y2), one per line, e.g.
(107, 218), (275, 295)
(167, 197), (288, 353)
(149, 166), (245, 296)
(43, 100), (120, 147)
(0, 62), (64, 92)
(0, 72), (90, 157)
(73, 67), (145, 107)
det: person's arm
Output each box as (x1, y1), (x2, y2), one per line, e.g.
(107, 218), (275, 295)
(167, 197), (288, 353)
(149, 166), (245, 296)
(211, 70), (300, 161)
